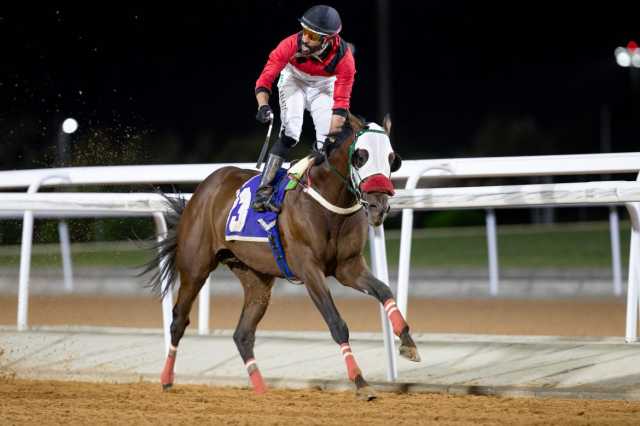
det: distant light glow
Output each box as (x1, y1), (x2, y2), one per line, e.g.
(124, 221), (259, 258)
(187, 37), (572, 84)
(615, 47), (631, 67)
(62, 118), (78, 134)
(615, 43), (640, 68)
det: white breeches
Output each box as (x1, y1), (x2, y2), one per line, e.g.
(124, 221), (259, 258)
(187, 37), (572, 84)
(277, 64), (336, 146)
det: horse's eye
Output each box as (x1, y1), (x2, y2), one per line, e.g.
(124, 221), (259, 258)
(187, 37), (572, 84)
(389, 152), (402, 172)
(351, 149), (369, 169)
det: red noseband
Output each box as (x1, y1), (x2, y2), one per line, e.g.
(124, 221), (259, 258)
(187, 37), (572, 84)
(360, 174), (395, 196)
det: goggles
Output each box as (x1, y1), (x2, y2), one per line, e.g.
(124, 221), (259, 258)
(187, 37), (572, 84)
(302, 27), (325, 43)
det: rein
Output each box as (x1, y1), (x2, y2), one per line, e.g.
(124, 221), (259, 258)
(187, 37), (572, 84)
(300, 162), (362, 215)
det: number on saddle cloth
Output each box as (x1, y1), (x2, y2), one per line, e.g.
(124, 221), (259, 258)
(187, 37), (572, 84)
(224, 167), (301, 283)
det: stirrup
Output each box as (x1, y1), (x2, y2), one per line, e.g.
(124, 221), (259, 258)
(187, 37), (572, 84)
(252, 198), (280, 213)
(263, 197), (281, 213)
(252, 186), (278, 212)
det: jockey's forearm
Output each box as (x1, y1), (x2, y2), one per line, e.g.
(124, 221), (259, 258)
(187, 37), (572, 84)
(256, 91), (270, 108)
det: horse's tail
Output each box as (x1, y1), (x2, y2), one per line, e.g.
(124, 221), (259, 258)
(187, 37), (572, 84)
(140, 191), (187, 298)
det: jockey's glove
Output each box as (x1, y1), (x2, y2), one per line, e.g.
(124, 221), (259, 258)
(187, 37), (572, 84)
(256, 105), (273, 124)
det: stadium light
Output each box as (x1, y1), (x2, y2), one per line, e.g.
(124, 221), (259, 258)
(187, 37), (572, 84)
(62, 117), (78, 134)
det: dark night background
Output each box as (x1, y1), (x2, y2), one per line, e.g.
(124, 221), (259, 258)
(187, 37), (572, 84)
(2, 1), (640, 171)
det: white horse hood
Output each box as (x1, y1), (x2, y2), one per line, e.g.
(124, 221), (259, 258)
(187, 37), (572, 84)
(350, 123), (396, 195)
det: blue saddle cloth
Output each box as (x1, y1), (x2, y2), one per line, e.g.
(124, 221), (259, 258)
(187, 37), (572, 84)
(224, 168), (289, 243)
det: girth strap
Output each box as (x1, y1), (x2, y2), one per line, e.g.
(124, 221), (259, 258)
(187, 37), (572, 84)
(263, 218), (303, 284)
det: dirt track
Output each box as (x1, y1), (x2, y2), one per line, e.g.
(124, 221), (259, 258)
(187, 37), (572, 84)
(1, 378), (639, 425)
(2, 294), (638, 424)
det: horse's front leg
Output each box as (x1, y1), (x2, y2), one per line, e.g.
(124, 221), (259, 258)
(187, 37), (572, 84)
(336, 256), (421, 363)
(302, 264), (377, 401)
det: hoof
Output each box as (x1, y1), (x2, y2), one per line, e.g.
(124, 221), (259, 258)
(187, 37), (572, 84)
(160, 371), (175, 390)
(249, 368), (267, 395)
(355, 385), (377, 401)
(399, 344), (421, 362)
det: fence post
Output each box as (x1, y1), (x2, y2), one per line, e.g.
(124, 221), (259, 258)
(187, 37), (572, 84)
(397, 165), (454, 318)
(485, 209), (499, 296)
(368, 225), (398, 381)
(58, 221), (74, 292)
(609, 207), (623, 296)
(153, 212), (174, 355)
(17, 209), (34, 331)
(17, 174), (71, 331)
(198, 277), (210, 335)
(625, 202), (640, 343)
(397, 206), (414, 319)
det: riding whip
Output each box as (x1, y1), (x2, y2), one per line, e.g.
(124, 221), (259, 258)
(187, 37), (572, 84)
(255, 113), (274, 170)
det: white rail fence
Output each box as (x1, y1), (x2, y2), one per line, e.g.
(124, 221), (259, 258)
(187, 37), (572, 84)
(1, 153), (640, 382)
(3, 153), (638, 295)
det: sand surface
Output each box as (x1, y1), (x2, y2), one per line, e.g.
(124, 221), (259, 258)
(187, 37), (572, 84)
(1, 379), (639, 425)
(2, 294), (638, 425)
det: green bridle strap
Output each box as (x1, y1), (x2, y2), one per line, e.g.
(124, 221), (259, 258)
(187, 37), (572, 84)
(354, 128), (388, 140)
(327, 160), (360, 198)
(325, 127), (390, 202)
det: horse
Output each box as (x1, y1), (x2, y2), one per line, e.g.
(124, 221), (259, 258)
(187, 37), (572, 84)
(147, 113), (421, 400)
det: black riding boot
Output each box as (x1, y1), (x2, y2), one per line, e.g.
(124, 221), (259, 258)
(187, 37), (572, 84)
(251, 153), (285, 212)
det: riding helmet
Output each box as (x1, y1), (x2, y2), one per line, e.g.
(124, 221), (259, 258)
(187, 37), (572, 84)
(299, 5), (342, 36)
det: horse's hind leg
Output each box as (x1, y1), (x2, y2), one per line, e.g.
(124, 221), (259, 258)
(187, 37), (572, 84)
(228, 263), (274, 395)
(336, 256), (421, 363)
(160, 261), (215, 390)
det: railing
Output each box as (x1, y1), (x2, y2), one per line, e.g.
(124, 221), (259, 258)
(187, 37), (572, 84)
(4, 153), (639, 295)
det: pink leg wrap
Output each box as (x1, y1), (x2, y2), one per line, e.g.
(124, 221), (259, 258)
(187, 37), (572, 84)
(340, 343), (362, 381)
(245, 358), (267, 394)
(384, 299), (408, 336)
(160, 346), (177, 387)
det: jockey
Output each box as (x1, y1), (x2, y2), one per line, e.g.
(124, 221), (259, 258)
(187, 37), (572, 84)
(252, 4), (356, 213)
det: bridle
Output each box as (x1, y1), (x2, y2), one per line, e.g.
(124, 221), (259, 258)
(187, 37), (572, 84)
(299, 126), (391, 214)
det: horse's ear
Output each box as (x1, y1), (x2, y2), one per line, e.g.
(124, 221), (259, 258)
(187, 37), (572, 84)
(390, 152), (402, 173)
(383, 113), (392, 135)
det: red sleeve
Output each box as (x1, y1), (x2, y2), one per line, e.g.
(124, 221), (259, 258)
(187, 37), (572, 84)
(255, 34), (298, 93)
(332, 48), (356, 110)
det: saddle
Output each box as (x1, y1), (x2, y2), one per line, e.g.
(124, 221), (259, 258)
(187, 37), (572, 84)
(224, 157), (315, 283)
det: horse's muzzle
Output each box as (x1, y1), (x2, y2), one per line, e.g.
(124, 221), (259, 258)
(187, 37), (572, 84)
(362, 192), (391, 227)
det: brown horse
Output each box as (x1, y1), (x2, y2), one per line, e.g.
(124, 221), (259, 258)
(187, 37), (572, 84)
(149, 113), (421, 400)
